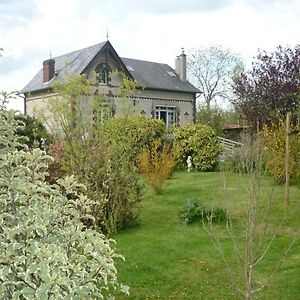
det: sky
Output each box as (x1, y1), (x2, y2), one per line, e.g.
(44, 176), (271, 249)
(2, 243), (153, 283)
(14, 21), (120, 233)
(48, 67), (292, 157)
(1, 0), (300, 112)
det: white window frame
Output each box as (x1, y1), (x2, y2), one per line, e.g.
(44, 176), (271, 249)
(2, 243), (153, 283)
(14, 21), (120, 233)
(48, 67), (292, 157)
(155, 106), (177, 127)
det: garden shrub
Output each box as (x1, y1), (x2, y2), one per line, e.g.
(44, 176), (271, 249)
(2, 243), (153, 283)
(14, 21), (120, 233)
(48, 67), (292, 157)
(179, 199), (227, 225)
(260, 120), (300, 182)
(14, 114), (50, 148)
(0, 104), (128, 299)
(95, 141), (143, 232)
(138, 139), (176, 194)
(48, 136), (143, 235)
(174, 123), (221, 171)
(103, 116), (166, 164)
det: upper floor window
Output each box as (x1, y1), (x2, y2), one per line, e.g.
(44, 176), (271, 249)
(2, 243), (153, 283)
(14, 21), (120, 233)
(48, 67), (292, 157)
(95, 64), (109, 85)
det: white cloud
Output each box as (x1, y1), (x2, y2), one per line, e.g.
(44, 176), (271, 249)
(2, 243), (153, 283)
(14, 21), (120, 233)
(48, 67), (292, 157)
(1, 0), (300, 112)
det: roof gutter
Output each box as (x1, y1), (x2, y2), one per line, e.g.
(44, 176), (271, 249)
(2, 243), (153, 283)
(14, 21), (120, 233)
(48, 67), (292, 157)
(141, 86), (200, 95)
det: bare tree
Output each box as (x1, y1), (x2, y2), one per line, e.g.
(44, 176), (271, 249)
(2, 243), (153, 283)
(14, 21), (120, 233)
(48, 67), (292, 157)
(204, 137), (297, 299)
(187, 46), (243, 109)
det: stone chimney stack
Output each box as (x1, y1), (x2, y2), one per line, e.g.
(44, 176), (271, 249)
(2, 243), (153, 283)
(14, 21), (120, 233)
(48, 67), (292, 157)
(43, 58), (55, 83)
(174, 48), (186, 81)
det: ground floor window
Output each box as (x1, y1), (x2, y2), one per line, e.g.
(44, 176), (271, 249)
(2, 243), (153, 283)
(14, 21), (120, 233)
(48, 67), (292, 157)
(155, 106), (177, 127)
(93, 100), (112, 124)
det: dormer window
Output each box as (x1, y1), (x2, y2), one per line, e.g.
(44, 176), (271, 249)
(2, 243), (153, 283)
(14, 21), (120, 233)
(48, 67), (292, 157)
(95, 64), (109, 85)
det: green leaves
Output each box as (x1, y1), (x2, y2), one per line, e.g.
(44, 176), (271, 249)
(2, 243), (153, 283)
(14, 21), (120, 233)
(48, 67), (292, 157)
(20, 287), (35, 299)
(35, 283), (51, 300)
(0, 104), (128, 299)
(174, 123), (221, 171)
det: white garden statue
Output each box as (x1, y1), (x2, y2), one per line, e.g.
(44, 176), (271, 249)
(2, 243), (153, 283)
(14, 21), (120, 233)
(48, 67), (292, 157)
(187, 155), (192, 172)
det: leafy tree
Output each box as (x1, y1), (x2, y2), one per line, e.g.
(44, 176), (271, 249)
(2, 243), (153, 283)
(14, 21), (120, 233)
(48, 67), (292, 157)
(196, 104), (242, 136)
(233, 45), (300, 128)
(40, 74), (143, 235)
(196, 104), (225, 135)
(188, 46), (243, 109)
(0, 101), (128, 299)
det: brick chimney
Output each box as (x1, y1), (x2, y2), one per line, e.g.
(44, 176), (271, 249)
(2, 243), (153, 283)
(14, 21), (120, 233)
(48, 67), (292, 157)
(175, 48), (186, 81)
(43, 58), (55, 83)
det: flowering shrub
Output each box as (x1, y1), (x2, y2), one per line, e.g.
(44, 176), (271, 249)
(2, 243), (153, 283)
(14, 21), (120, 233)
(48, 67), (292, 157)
(138, 139), (176, 194)
(261, 120), (300, 182)
(0, 103), (128, 299)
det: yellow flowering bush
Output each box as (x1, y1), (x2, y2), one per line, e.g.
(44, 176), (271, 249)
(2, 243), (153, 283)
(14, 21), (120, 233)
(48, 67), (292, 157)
(261, 120), (300, 182)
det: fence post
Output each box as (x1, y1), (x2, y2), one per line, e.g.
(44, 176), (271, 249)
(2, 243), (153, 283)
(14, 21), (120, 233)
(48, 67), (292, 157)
(285, 112), (290, 207)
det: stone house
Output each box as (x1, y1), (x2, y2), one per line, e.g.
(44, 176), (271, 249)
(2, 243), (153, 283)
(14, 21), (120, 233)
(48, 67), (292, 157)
(21, 40), (199, 127)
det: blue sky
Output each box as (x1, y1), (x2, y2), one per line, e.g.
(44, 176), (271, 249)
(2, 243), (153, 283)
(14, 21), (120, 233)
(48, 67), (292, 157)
(1, 0), (300, 111)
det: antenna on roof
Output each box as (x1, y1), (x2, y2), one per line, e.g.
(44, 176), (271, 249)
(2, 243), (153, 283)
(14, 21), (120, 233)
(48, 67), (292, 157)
(106, 29), (109, 41)
(49, 49), (52, 59)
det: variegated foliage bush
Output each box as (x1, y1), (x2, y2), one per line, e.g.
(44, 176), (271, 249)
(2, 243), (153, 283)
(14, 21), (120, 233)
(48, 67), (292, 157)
(0, 102), (128, 299)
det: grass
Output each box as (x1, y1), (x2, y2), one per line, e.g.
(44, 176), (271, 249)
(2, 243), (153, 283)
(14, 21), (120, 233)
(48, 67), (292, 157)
(114, 171), (300, 299)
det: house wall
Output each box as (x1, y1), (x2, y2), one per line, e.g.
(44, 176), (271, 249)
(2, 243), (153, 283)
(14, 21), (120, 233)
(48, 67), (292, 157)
(113, 89), (194, 126)
(26, 92), (54, 121)
(25, 51), (195, 127)
(26, 92), (96, 134)
(26, 90), (195, 128)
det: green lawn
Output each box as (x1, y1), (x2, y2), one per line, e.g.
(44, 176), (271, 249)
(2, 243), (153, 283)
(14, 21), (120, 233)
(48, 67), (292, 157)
(114, 171), (300, 299)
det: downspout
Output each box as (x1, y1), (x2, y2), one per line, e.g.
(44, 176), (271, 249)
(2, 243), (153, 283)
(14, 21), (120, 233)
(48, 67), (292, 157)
(193, 94), (196, 123)
(17, 92), (27, 115)
(24, 94), (27, 115)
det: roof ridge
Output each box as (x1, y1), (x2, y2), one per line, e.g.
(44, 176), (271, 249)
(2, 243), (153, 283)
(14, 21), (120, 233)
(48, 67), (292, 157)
(121, 57), (169, 66)
(52, 41), (106, 60)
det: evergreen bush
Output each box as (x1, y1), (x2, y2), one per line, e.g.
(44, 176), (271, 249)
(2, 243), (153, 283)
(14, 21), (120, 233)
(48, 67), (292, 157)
(103, 116), (166, 165)
(14, 114), (49, 148)
(174, 123), (221, 171)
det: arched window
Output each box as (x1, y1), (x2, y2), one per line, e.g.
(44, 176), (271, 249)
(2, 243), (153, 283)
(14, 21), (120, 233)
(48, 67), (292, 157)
(95, 64), (109, 84)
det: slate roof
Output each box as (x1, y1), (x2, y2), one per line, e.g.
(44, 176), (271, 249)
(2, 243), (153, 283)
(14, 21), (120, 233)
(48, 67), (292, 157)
(121, 57), (199, 93)
(21, 41), (200, 94)
(21, 42), (106, 94)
